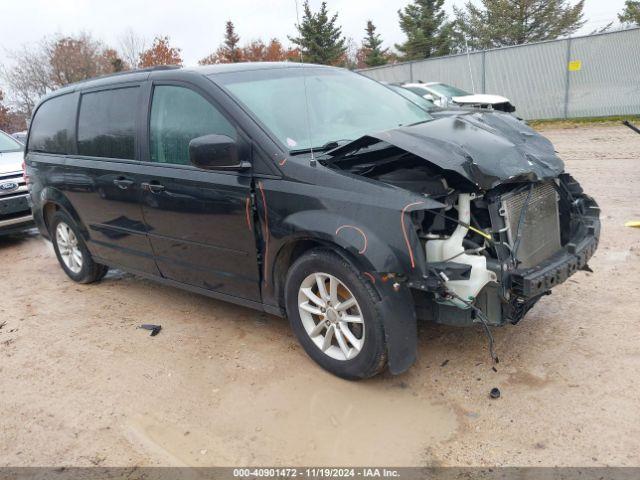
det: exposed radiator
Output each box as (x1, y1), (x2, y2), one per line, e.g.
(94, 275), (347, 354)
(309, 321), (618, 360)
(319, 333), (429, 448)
(500, 182), (561, 269)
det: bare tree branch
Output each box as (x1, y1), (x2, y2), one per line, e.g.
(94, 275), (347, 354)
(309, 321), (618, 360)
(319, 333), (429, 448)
(118, 28), (147, 69)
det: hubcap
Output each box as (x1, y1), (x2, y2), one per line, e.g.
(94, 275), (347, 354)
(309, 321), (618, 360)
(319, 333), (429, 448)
(298, 272), (365, 361)
(56, 222), (83, 274)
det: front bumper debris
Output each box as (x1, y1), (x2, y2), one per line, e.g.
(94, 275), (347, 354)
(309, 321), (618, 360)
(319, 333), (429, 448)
(510, 225), (599, 297)
(410, 175), (600, 327)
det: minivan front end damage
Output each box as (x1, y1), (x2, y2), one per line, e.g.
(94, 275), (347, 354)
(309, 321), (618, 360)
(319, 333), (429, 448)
(326, 112), (601, 330)
(407, 174), (600, 327)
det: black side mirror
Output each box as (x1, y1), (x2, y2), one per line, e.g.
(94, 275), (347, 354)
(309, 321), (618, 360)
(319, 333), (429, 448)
(188, 134), (249, 171)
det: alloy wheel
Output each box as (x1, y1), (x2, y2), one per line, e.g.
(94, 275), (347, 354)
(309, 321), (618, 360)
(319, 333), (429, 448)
(297, 272), (365, 361)
(56, 222), (83, 274)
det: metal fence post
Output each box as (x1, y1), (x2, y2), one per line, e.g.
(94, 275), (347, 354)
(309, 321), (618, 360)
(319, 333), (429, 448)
(482, 50), (486, 94)
(409, 62), (414, 83)
(563, 37), (573, 119)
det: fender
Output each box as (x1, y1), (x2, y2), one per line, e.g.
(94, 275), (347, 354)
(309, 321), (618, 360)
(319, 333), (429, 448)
(327, 244), (418, 375)
(276, 210), (406, 275)
(268, 209), (423, 375)
(260, 181), (445, 286)
(254, 176), (444, 376)
(36, 186), (88, 240)
(376, 278), (417, 374)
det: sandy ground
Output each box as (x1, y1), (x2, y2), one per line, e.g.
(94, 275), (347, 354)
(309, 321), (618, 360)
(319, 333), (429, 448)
(1, 124), (639, 467)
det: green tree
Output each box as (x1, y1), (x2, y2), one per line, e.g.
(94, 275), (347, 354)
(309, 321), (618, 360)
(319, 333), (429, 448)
(395, 0), (452, 60)
(454, 0), (585, 50)
(619, 0), (640, 25)
(220, 20), (243, 63)
(362, 20), (388, 67)
(199, 21), (243, 65)
(288, 1), (347, 65)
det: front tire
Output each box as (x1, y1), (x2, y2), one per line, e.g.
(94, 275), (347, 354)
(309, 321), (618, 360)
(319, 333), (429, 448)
(50, 211), (108, 284)
(285, 249), (387, 380)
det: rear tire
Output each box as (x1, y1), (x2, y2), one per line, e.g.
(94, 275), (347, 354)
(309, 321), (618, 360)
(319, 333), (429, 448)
(50, 211), (108, 284)
(285, 249), (387, 380)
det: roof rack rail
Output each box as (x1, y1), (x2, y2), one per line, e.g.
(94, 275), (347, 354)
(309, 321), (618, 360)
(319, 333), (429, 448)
(66, 64), (182, 86)
(131, 65), (182, 73)
(98, 64), (182, 79)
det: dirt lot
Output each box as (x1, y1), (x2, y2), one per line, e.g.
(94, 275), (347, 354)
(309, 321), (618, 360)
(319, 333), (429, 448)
(1, 124), (639, 467)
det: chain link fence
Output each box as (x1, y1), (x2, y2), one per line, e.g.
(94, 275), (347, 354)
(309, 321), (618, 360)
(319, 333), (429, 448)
(359, 28), (640, 120)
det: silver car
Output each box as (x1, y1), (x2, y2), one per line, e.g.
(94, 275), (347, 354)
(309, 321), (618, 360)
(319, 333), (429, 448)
(0, 130), (33, 235)
(402, 82), (516, 113)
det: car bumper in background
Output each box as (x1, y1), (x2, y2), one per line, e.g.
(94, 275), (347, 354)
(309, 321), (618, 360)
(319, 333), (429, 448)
(0, 192), (34, 235)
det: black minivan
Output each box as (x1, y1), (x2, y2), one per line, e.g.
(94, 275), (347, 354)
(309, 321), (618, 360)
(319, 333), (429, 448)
(26, 63), (600, 379)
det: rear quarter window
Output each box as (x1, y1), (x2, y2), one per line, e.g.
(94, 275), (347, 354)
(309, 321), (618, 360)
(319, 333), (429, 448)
(77, 87), (139, 160)
(28, 93), (77, 154)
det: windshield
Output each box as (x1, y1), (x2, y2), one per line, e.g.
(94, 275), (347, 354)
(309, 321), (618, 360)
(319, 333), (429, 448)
(388, 85), (435, 110)
(0, 131), (23, 153)
(214, 67), (432, 152)
(427, 83), (470, 98)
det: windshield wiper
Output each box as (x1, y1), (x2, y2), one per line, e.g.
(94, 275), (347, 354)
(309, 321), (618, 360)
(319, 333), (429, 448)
(289, 139), (353, 156)
(405, 118), (433, 127)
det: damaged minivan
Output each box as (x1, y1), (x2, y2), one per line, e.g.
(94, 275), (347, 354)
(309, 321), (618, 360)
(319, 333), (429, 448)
(26, 63), (600, 379)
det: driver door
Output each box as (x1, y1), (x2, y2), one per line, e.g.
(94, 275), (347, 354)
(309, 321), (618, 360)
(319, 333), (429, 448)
(139, 83), (261, 302)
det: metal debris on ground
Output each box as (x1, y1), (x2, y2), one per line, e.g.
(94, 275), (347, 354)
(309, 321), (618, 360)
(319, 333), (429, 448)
(138, 324), (162, 336)
(622, 120), (640, 135)
(490, 387), (501, 399)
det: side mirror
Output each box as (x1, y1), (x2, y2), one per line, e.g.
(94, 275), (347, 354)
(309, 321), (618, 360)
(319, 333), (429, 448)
(188, 134), (250, 171)
(423, 94), (435, 101)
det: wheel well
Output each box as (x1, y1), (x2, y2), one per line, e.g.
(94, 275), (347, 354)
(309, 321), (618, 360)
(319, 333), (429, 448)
(42, 202), (60, 232)
(273, 239), (320, 307)
(272, 238), (368, 308)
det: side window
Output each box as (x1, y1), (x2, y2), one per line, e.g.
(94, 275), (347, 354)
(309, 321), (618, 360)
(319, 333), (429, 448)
(77, 87), (138, 160)
(28, 93), (77, 154)
(149, 85), (236, 165)
(406, 87), (427, 97)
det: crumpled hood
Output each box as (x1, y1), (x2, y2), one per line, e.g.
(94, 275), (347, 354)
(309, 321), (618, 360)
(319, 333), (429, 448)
(0, 150), (24, 176)
(327, 111), (564, 191)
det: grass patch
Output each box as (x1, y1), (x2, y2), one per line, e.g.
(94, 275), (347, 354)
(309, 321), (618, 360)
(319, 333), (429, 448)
(529, 115), (640, 130)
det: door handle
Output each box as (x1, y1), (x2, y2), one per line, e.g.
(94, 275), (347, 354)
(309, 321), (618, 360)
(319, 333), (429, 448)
(113, 177), (134, 189)
(141, 181), (165, 193)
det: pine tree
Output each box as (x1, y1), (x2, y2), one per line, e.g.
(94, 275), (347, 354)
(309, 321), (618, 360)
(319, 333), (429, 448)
(199, 21), (243, 65)
(221, 21), (242, 63)
(454, 0), (586, 50)
(362, 20), (388, 67)
(619, 0), (640, 25)
(288, 1), (347, 65)
(395, 0), (452, 60)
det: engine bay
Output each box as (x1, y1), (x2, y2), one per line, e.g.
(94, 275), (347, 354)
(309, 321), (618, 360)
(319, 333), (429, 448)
(328, 147), (600, 328)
